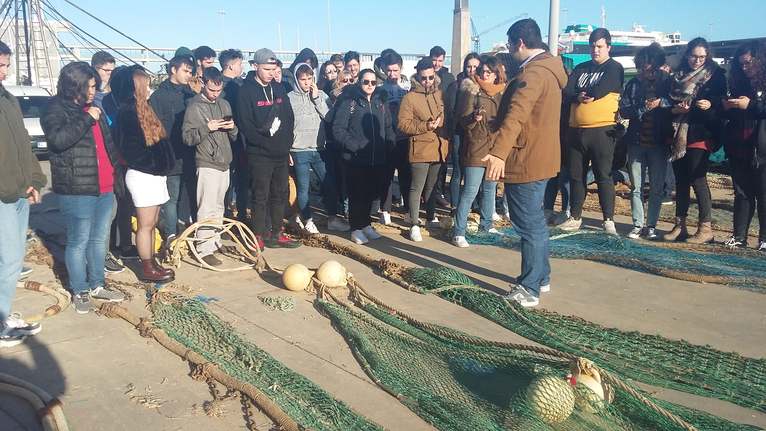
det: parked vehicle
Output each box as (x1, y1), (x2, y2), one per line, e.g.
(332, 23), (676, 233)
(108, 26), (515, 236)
(6, 85), (51, 157)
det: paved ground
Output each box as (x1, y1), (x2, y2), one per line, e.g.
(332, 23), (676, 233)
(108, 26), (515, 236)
(2, 162), (765, 430)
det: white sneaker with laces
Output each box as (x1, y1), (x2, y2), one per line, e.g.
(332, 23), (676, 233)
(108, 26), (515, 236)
(350, 229), (369, 245)
(557, 217), (582, 232)
(291, 215), (304, 230)
(627, 226), (642, 239)
(603, 220), (618, 236)
(0, 325), (24, 348)
(4, 313), (41, 336)
(452, 236), (469, 248)
(380, 211), (392, 225)
(645, 227), (658, 240)
(410, 225), (423, 242)
(758, 241), (766, 252)
(539, 284), (550, 293)
(362, 225), (382, 240)
(303, 219), (319, 234)
(505, 286), (539, 307)
(327, 216), (350, 232)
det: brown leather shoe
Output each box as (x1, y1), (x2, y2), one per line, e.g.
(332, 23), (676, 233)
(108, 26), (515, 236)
(140, 259), (174, 282)
(686, 221), (714, 244)
(151, 258), (175, 278)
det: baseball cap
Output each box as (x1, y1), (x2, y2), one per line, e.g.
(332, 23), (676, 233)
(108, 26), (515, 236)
(252, 48), (277, 65)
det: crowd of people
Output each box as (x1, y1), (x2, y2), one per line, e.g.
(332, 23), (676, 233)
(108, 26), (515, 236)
(1, 17), (765, 346)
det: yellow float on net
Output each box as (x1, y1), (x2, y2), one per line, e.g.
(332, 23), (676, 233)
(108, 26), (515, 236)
(282, 264), (314, 292)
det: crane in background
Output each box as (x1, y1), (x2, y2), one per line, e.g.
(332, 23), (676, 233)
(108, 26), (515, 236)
(470, 13), (528, 53)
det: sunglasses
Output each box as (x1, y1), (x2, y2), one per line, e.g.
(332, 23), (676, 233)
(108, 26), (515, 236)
(362, 79), (377, 86)
(341, 78), (352, 83)
(419, 75), (435, 82)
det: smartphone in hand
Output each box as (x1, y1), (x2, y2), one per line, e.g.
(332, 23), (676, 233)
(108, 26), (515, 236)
(223, 115), (233, 122)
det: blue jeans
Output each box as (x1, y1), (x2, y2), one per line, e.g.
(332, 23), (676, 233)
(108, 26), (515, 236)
(449, 135), (462, 207)
(627, 145), (668, 228)
(453, 166), (496, 236)
(59, 193), (115, 294)
(0, 199), (29, 322)
(505, 180), (550, 297)
(544, 169), (571, 215)
(292, 150), (339, 220)
(160, 174), (181, 237)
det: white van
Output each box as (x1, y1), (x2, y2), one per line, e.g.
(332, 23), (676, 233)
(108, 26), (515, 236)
(5, 85), (51, 157)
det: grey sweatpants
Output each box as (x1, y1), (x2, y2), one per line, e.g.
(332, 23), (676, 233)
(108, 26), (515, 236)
(196, 167), (230, 257)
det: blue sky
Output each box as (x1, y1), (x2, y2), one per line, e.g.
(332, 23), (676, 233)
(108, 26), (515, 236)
(47, 0), (765, 55)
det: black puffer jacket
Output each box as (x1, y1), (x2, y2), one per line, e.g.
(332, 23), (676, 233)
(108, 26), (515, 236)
(332, 86), (395, 167)
(41, 97), (119, 196)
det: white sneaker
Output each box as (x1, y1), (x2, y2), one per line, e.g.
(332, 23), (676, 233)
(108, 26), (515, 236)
(350, 229), (369, 245)
(4, 313), (41, 336)
(427, 216), (440, 227)
(327, 216), (350, 232)
(410, 225), (423, 242)
(505, 286), (539, 307)
(452, 236), (469, 248)
(290, 215), (304, 230)
(380, 211), (392, 225)
(557, 217), (582, 232)
(303, 219), (319, 234)
(627, 226), (642, 239)
(539, 284), (550, 293)
(362, 225), (382, 240)
(758, 241), (766, 252)
(603, 220), (618, 236)
(486, 227), (500, 234)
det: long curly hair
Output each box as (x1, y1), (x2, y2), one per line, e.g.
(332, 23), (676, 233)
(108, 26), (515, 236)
(132, 69), (166, 146)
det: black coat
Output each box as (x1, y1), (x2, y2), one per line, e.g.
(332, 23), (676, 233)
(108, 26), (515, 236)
(725, 82), (766, 165)
(41, 97), (119, 196)
(115, 103), (175, 176)
(332, 87), (395, 167)
(149, 79), (195, 175)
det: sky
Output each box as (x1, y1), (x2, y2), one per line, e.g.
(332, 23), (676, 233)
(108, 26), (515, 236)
(45, 0), (765, 56)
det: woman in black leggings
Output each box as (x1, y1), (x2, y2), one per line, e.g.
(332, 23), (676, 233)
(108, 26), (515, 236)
(723, 41), (766, 250)
(663, 38), (726, 243)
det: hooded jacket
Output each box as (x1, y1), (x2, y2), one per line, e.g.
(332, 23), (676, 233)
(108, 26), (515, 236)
(332, 86), (395, 167)
(283, 48), (318, 93)
(724, 81), (766, 166)
(42, 96), (119, 196)
(0, 85), (46, 203)
(398, 75), (450, 163)
(149, 78), (196, 175)
(237, 77), (295, 161)
(490, 52), (568, 183)
(182, 92), (238, 171)
(458, 76), (505, 167)
(288, 63), (331, 151)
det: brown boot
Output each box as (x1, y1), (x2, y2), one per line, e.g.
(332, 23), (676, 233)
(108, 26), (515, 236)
(151, 258), (175, 278)
(686, 221), (714, 244)
(140, 259), (174, 282)
(663, 217), (688, 242)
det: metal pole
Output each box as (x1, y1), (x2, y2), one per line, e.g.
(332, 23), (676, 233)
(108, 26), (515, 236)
(326, 0), (331, 53)
(548, 0), (560, 56)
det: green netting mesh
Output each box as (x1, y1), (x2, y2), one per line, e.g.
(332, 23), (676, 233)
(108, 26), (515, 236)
(318, 298), (759, 431)
(404, 266), (766, 414)
(150, 296), (382, 431)
(466, 229), (766, 293)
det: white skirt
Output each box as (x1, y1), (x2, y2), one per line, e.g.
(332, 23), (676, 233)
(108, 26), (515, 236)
(125, 169), (170, 208)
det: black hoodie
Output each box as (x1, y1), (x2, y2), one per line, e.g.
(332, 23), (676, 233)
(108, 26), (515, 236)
(149, 78), (196, 175)
(237, 78), (295, 160)
(283, 48), (318, 92)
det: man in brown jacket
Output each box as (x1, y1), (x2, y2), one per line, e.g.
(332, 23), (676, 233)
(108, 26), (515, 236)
(398, 57), (450, 242)
(483, 18), (568, 307)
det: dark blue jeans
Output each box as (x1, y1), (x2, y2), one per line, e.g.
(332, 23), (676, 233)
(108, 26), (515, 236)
(160, 174), (181, 237)
(544, 169), (570, 214)
(449, 135), (463, 207)
(291, 150), (338, 220)
(59, 192), (115, 294)
(0, 198), (29, 321)
(505, 180), (550, 297)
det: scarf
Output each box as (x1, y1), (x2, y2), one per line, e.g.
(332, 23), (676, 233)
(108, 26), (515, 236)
(669, 65), (714, 161)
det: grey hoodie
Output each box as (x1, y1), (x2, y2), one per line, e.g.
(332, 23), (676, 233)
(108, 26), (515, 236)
(288, 63), (330, 151)
(182, 92), (238, 171)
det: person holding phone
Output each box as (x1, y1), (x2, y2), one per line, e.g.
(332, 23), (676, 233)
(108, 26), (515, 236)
(398, 57), (450, 242)
(619, 43), (673, 241)
(182, 67), (238, 266)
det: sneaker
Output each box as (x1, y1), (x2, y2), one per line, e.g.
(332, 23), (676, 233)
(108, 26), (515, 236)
(118, 246), (140, 260)
(436, 195), (451, 209)
(557, 217), (582, 232)
(492, 212), (503, 222)
(303, 219), (320, 234)
(758, 241), (766, 252)
(627, 226), (642, 239)
(503, 212), (511, 222)
(265, 232), (302, 249)
(350, 229), (369, 245)
(72, 292), (92, 314)
(645, 227), (658, 240)
(661, 197), (674, 206)
(290, 215), (304, 230)
(19, 266), (33, 280)
(505, 286), (539, 308)
(362, 225), (382, 240)
(486, 227), (500, 234)
(603, 220), (618, 236)
(4, 313), (41, 336)
(539, 284), (551, 293)
(380, 211), (392, 225)
(105, 252), (125, 274)
(427, 216), (440, 227)
(724, 237), (745, 249)
(327, 216), (351, 232)
(90, 286), (125, 302)
(0, 329), (25, 348)
(201, 254), (223, 267)
(452, 236), (469, 248)
(410, 225), (423, 242)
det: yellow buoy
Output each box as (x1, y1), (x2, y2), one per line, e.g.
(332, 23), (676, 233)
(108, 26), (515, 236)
(573, 373), (607, 413)
(282, 264), (313, 292)
(315, 260), (347, 287)
(525, 375), (575, 424)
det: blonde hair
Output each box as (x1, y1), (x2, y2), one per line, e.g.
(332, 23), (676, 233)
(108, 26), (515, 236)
(133, 70), (166, 146)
